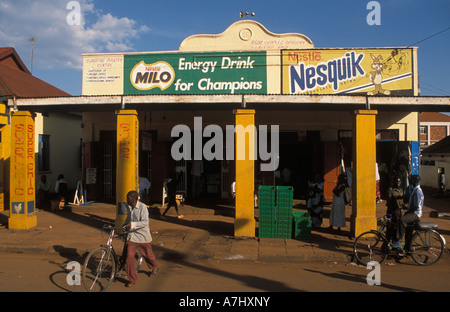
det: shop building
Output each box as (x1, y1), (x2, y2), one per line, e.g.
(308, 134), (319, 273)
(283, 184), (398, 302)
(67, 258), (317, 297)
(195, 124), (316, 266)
(0, 48), (81, 222)
(421, 136), (450, 193)
(419, 112), (450, 148)
(7, 21), (450, 236)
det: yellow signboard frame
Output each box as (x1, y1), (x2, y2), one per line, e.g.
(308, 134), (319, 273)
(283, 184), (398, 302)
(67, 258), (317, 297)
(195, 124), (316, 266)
(282, 48), (415, 96)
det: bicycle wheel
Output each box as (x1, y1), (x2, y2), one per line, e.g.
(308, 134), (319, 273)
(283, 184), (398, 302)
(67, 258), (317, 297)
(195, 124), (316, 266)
(83, 246), (116, 292)
(354, 231), (388, 266)
(117, 247), (144, 275)
(410, 230), (444, 266)
(135, 249), (144, 272)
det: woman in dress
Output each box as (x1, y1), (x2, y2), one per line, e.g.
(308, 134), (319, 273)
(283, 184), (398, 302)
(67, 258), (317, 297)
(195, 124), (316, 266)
(329, 174), (347, 231)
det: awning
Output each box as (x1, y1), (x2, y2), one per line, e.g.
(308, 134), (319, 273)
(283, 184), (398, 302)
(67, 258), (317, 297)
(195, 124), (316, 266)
(7, 94), (450, 113)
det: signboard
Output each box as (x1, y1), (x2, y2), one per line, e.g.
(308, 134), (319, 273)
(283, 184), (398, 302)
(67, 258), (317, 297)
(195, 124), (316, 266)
(142, 132), (152, 152)
(82, 55), (124, 95)
(85, 168), (97, 185)
(282, 48), (414, 96)
(124, 51), (267, 95)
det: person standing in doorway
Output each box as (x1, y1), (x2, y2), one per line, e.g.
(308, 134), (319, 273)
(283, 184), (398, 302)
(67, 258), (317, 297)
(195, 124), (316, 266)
(376, 162), (382, 203)
(55, 174), (68, 207)
(139, 176), (151, 205)
(329, 174), (347, 231)
(281, 167), (292, 186)
(307, 173), (324, 227)
(191, 160), (203, 200)
(37, 175), (51, 207)
(438, 168), (445, 195)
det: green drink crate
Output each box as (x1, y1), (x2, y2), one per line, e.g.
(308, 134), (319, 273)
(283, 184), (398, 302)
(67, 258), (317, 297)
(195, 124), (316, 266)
(258, 186), (275, 207)
(259, 215), (276, 238)
(259, 226), (276, 238)
(258, 186), (297, 239)
(276, 186), (293, 209)
(292, 211), (312, 240)
(258, 185), (275, 197)
(275, 186), (293, 238)
(258, 186), (275, 221)
(276, 219), (292, 238)
(258, 186), (276, 238)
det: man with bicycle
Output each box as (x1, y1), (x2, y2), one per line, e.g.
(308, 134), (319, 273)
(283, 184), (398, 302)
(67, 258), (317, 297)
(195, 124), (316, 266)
(393, 175), (424, 249)
(124, 190), (159, 287)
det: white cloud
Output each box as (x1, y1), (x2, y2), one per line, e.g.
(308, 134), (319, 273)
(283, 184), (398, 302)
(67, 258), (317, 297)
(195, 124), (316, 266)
(0, 0), (149, 70)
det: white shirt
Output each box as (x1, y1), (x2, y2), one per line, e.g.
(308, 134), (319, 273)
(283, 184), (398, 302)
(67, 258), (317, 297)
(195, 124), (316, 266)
(125, 201), (152, 243)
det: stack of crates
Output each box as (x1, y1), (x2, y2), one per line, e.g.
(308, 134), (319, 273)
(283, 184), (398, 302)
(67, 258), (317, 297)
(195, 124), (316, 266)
(275, 186), (293, 238)
(257, 186), (294, 239)
(258, 186), (276, 238)
(292, 211), (312, 241)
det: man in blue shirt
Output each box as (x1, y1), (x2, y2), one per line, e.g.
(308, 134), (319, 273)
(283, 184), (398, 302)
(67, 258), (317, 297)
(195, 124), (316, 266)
(394, 175), (423, 248)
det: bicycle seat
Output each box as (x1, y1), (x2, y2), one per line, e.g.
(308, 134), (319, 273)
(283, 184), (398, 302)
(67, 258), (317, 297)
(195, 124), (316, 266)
(416, 222), (438, 230)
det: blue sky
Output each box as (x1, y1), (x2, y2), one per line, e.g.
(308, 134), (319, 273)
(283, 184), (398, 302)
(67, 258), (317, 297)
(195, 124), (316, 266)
(1, 0), (449, 96)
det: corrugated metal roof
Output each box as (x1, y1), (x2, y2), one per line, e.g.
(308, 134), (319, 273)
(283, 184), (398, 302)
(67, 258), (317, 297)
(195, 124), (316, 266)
(422, 135), (450, 154)
(420, 112), (450, 122)
(0, 47), (70, 98)
(0, 47), (30, 74)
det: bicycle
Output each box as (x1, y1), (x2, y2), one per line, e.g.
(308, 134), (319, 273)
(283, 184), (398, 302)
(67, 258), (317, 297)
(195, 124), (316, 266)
(353, 214), (446, 266)
(82, 224), (144, 292)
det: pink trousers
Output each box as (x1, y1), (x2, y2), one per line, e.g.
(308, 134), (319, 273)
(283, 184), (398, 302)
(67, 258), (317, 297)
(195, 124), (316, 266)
(126, 241), (158, 283)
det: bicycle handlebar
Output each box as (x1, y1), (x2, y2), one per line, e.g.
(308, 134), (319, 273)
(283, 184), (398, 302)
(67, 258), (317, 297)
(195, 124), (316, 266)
(377, 214), (392, 223)
(103, 224), (127, 231)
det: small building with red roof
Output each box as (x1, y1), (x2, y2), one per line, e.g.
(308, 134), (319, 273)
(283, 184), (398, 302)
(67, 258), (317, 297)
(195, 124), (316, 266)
(0, 47), (81, 211)
(419, 112), (450, 148)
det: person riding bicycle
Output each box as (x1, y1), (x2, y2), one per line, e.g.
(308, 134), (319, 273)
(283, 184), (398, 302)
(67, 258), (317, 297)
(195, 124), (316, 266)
(124, 190), (159, 287)
(393, 175), (424, 248)
(385, 176), (406, 241)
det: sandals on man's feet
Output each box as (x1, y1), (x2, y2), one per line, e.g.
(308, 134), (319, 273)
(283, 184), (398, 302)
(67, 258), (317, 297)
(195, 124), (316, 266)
(149, 267), (159, 278)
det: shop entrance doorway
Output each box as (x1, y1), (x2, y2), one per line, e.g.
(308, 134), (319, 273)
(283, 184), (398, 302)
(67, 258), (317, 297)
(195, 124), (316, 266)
(376, 139), (420, 199)
(186, 159), (223, 202)
(276, 131), (320, 199)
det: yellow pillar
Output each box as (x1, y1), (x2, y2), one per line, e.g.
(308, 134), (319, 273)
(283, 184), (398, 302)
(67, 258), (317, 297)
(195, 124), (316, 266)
(0, 104), (10, 212)
(233, 109), (255, 237)
(9, 111), (37, 230)
(0, 142), (3, 212)
(115, 110), (139, 227)
(351, 109), (378, 237)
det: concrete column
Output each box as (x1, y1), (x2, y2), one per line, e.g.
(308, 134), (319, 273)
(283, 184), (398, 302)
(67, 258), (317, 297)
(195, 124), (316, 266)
(351, 109), (378, 237)
(0, 124), (10, 212)
(0, 104), (9, 212)
(115, 110), (139, 227)
(9, 111), (36, 230)
(233, 109), (255, 237)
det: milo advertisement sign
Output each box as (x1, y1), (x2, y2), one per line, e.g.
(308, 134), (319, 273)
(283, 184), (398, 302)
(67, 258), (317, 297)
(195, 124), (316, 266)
(124, 51), (267, 95)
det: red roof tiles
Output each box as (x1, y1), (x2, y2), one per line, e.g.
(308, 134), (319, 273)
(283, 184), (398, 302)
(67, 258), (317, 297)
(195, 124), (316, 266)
(0, 47), (70, 98)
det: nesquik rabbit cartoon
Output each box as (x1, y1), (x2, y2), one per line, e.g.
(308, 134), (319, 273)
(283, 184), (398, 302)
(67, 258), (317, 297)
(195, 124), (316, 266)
(367, 54), (390, 95)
